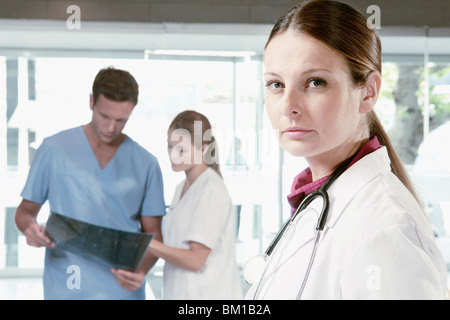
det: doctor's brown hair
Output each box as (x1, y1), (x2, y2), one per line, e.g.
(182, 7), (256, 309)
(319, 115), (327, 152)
(266, 0), (423, 208)
(169, 110), (222, 178)
(92, 67), (139, 106)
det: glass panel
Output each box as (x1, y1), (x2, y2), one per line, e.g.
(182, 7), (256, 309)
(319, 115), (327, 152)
(378, 56), (450, 275)
(413, 61), (450, 271)
(377, 61), (424, 165)
(1, 54), (282, 299)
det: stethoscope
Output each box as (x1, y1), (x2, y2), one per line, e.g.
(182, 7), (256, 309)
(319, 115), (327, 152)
(244, 154), (356, 300)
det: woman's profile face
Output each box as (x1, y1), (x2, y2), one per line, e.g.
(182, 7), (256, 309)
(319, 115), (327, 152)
(264, 30), (370, 173)
(167, 129), (206, 173)
(167, 129), (195, 172)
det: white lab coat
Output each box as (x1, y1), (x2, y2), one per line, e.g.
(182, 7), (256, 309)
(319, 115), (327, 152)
(163, 168), (242, 300)
(247, 147), (448, 300)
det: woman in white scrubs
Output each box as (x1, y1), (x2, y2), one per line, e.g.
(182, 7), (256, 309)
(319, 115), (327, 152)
(246, 0), (448, 299)
(149, 110), (242, 299)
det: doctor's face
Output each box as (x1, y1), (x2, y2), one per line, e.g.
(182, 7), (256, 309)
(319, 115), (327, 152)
(264, 31), (370, 172)
(90, 94), (134, 145)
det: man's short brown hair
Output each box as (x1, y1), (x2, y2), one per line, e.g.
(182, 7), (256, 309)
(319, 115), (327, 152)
(92, 67), (139, 106)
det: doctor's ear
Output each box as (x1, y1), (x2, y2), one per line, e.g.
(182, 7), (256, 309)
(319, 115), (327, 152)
(89, 94), (95, 110)
(359, 72), (381, 114)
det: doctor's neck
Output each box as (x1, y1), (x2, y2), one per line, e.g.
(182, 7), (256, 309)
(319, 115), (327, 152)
(307, 138), (369, 182)
(180, 163), (208, 198)
(184, 163), (209, 183)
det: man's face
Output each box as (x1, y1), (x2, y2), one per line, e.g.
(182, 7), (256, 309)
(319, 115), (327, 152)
(90, 94), (135, 145)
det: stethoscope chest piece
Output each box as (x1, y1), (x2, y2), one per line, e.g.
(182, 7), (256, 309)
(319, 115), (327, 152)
(243, 255), (267, 285)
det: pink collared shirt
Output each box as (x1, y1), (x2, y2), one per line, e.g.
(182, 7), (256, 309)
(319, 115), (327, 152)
(287, 136), (381, 214)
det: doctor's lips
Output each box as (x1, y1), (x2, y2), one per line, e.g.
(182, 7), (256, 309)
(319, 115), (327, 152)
(282, 127), (313, 138)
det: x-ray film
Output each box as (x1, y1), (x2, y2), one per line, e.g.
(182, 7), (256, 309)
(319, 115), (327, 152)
(45, 212), (153, 271)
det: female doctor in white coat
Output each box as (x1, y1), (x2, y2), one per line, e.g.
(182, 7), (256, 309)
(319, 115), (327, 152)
(149, 110), (242, 300)
(246, 0), (448, 299)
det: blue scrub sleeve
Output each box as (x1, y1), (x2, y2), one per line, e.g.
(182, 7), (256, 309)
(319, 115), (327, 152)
(141, 159), (166, 217)
(21, 139), (51, 205)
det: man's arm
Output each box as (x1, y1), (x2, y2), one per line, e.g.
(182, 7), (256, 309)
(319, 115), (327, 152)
(111, 215), (163, 291)
(15, 199), (54, 248)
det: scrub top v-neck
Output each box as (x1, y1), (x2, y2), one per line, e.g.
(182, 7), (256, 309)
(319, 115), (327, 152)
(81, 126), (126, 172)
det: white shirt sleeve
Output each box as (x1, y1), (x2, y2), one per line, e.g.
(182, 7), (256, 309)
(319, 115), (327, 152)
(183, 181), (231, 250)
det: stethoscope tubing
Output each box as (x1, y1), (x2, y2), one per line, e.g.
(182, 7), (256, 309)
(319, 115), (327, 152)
(252, 218), (297, 299)
(252, 155), (357, 300)
(297, 229), (322, 299)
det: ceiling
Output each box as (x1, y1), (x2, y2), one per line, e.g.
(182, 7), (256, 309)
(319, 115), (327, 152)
(0, 19), (448, 59)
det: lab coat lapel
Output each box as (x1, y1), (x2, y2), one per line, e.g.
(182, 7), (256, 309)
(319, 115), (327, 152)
(324, 147), (392, 229)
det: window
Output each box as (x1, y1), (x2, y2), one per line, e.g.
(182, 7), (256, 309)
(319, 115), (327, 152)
(0, 52), (281, 299)
(376, 55), (450, 240)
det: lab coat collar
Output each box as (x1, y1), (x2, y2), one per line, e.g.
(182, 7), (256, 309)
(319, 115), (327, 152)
(323, 146), (391, 228)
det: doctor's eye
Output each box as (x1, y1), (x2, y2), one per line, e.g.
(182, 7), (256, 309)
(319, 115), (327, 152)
(99, 113), (109, 120)
(265, 81), (284, 90)
(307, 78), (327, 88)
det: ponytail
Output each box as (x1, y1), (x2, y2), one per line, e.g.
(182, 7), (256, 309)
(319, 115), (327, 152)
(369, 111), (424, 211)
(204, 135), (222, 178)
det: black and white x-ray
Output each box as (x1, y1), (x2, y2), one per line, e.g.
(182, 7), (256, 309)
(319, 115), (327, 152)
(45, 212), (153, 271)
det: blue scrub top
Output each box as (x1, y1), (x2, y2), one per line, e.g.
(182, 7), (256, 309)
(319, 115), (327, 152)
(21, 126), (166, 300)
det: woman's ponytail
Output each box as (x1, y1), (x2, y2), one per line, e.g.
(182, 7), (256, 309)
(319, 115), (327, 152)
(369, 111), (424, 211)
(204, 135), (222, 178)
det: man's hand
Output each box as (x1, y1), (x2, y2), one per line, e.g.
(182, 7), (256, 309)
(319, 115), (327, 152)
(24, 223), (55, 248)
(15, 199), (55, 248)
(111, 268), (146, 291)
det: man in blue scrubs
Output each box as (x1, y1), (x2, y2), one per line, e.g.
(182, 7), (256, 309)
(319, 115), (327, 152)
(15, 67), (166, 299)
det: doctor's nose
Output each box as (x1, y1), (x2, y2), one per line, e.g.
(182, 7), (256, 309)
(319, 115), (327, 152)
(281, 88), (304, 119)
(106, 120), (117, 133)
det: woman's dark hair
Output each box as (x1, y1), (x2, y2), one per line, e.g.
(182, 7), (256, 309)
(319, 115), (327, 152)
(169, 110), (222, 178)
(266, 0), (422, 207)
